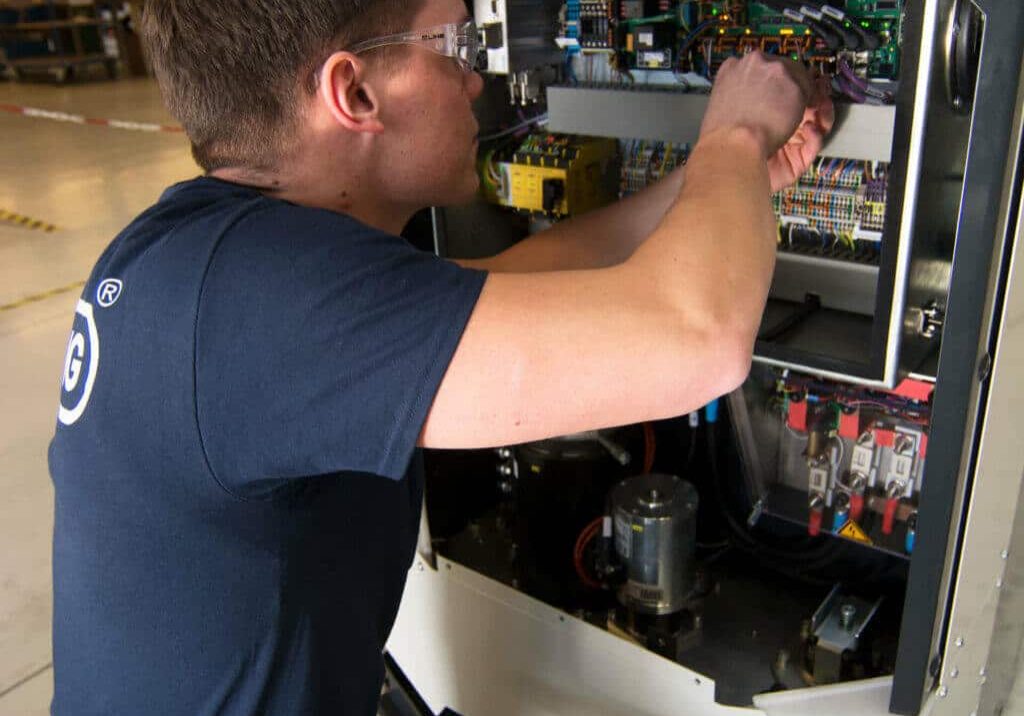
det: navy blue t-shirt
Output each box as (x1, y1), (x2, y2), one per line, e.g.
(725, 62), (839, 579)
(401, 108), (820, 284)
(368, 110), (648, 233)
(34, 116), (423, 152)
(48, 177), (486, 715)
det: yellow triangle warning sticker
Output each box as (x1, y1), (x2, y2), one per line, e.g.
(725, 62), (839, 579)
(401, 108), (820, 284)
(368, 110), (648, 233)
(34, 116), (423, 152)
(838, 520), (873, 545)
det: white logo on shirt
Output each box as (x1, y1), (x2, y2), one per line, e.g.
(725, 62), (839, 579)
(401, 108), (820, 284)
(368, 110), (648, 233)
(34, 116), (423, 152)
(58, 299), (100, 426)
(97, 278), (123, 308)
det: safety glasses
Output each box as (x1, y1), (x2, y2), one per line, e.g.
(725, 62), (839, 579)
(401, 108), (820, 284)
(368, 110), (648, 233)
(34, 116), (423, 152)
(347, 20), (481, 72)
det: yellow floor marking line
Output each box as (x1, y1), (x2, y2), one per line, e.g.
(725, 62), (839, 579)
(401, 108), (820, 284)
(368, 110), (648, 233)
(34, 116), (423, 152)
(0, 281), (85, 312)
(0, 209), (58, 233)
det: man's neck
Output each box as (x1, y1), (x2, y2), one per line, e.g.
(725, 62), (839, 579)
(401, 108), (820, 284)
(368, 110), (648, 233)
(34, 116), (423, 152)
(208, 164), (415, 236)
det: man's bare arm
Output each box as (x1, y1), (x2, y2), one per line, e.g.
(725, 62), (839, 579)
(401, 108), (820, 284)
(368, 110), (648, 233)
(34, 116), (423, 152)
(421, 54), (830, 449)
(456, 163), (686, 273)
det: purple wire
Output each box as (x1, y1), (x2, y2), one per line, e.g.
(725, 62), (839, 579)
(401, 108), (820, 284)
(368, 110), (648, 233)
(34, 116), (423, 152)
(839, 60), (871, 90)
(836, 75), (867, 103)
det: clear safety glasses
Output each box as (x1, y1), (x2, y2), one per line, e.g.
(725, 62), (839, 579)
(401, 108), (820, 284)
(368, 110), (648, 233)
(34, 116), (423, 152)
(347, 20), (481, 72)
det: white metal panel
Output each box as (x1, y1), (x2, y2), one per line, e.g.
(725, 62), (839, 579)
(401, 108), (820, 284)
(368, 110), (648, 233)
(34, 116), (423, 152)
(928, 127), (1024, 715)
(753, 677), (893, 716)
(387, 555), (900, 716)
(388, 555), (751, 716)
(545, 87), (895, 163)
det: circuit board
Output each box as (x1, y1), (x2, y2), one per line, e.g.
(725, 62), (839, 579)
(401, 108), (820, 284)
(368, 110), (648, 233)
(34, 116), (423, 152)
(563, 1), (902, 88)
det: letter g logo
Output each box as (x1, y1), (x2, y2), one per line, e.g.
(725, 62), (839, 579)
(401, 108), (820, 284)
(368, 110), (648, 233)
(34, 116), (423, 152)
(58, 300), (100, 426)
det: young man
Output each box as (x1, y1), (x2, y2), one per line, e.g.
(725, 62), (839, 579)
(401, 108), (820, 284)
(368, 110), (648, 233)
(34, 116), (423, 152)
(48, 0), (832, 713)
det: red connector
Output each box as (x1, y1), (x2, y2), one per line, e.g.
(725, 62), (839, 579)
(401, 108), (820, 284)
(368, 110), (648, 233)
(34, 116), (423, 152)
(849, 492), (865, 523)
(882, 497), (900, 535)
(808, 507), (824, 537)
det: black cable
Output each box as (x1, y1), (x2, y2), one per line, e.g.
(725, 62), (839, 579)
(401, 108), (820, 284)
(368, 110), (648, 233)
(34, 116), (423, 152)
(707, 423), (840, 573)
(821, 3), (881, 50)
(758, 0), (841, 50)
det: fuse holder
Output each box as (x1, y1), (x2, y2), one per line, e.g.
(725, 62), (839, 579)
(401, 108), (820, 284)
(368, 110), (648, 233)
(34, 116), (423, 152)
(849, 492), (865, 523)
(882, 497), (900, 535)
(787, 399), (808, 432)
(808, 507), (823, 537)
(893, 378), (934, 402)
(874, 428), (896, 448)
(838, 409), (860, 439)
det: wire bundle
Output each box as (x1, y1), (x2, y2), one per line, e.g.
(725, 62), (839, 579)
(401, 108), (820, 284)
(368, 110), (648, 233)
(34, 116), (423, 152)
(619, 139), (689, 196)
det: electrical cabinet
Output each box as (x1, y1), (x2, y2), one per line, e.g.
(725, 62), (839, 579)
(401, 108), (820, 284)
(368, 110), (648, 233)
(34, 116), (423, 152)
(385, 2), (1024, 715)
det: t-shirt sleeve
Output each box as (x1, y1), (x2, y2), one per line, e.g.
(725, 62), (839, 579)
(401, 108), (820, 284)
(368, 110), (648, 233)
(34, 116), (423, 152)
(195, 203), (486, 497)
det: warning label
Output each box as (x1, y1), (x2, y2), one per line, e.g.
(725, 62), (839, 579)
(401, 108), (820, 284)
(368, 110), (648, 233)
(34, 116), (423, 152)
(838, 520), (873, 545)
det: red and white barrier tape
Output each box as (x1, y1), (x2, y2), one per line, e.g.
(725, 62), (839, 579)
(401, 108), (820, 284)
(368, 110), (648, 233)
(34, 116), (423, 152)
(0, 103), (184, 134)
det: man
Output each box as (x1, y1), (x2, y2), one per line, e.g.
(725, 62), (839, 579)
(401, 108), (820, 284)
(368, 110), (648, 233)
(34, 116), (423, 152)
(48, 0), (832, 713)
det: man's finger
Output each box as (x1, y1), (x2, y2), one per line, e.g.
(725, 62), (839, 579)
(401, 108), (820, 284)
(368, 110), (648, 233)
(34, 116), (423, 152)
(781, 58), (815, 103)
(809, 76), (836, 133)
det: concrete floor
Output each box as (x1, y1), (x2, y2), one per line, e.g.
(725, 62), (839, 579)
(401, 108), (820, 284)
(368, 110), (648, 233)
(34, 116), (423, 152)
(0, 75), (196, 714)
(1, 74), (1022, 716)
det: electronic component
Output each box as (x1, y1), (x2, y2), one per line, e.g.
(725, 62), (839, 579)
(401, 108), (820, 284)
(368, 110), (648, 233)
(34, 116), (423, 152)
(576, 1), (615, 49)
(558, 2), (903, 100)
(611, 474), (699, 616)
(767, 372), (932, 556)
(772, 156), (890, 264)
(479, 133), (619, 218)
(620, 0), (674, 20)
(680, 2), (902, 87)
(624, 22), (677, 69)
(619, 139), (689, 196)
(609, 473), (703, 660)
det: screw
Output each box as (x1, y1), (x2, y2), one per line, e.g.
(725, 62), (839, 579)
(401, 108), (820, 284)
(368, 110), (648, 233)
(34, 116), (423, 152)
(1001, 550), (1009, 559)
(956, 636), (965, 648)
(950, 667), (959, 679)
(939, 686), (949, 698)
(497, 448), (512, 459)
(980, 668), (987, 677)
(850, 472), (868, 491)
(840, 604), (857, 630)
(996, 578), (1004, 589)
(416, 563), (424, 572)
(894, 434), (915, 455)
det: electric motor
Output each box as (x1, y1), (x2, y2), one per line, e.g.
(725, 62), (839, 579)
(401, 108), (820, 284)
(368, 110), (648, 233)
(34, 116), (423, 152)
(611, 473), (698, 616)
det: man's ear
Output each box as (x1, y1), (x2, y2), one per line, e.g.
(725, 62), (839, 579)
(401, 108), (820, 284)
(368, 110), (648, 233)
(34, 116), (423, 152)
(319, 52), (385, 134)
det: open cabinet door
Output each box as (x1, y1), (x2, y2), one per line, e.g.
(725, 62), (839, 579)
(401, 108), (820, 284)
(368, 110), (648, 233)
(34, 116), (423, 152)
(890, 0), (1024, 711)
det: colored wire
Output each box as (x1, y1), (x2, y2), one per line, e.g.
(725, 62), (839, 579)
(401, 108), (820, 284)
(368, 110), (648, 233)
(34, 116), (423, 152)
(478, 114), (549, 143)
(643, 423), (656, 474)
(573, 517), (606, 590)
